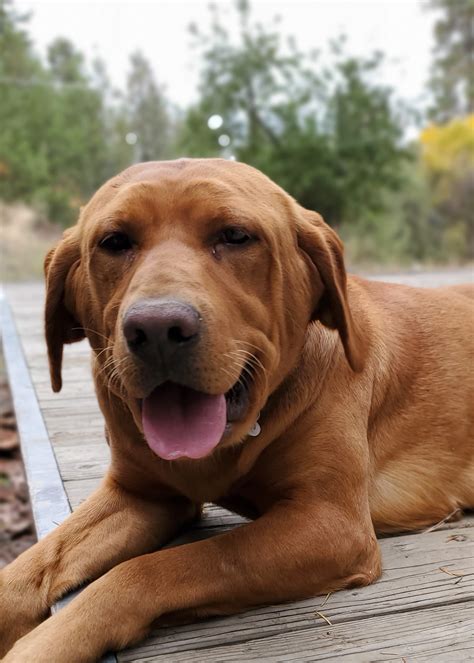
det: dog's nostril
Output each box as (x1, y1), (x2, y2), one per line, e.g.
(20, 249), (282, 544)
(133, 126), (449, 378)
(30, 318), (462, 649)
(168, 325), (195, 344)
(128, 327), (147, 348)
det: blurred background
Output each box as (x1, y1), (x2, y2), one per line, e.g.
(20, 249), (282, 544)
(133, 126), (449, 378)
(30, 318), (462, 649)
(0, 0), (473, 279)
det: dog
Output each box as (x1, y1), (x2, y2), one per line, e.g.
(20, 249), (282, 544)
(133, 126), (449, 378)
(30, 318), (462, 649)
(1, 159), (473, 662)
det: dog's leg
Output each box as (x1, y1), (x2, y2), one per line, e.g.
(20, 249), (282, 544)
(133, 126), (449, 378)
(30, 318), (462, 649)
(3, 498), (381, 663)
(0, 475), (197, 656)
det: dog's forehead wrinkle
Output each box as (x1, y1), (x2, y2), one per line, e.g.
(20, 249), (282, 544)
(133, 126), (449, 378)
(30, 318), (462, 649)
(114, 157), (284, 197)
(83, 182), (152, 227)
(180, 177), (234, 197)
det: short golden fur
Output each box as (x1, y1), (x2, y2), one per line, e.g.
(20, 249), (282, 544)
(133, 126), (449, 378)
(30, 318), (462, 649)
(1, 159), (473, 662)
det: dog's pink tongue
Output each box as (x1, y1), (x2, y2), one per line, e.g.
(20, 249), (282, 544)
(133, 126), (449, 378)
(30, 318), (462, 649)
(142, 383), (226, 460)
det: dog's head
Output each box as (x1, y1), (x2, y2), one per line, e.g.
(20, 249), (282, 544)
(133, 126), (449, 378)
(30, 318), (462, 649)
(45, 159), (365, 460)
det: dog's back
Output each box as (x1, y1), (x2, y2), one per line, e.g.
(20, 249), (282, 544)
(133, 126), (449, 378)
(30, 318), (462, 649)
(357, 278), (474, 531)
(445, 282), (474, 300)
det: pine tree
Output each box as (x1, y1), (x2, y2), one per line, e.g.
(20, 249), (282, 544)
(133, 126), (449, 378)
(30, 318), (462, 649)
(428, 0), (474, 122)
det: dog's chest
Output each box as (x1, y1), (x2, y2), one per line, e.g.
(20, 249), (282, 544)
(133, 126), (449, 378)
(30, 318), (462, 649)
(156, 454), (279, 515)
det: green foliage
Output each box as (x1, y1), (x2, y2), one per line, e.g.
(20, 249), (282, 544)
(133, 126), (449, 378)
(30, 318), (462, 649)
(420, 116), (474, 260)
(0, 2), (110, 224)
(45, 39), (110, 213)
(428, 0), (474, 122)
(0, 0), (51, 200)
(342, 153), (434, 265)
(0, 0), (173, 225)
(179, 1), (408, 229)
(126, 51), (174, 161)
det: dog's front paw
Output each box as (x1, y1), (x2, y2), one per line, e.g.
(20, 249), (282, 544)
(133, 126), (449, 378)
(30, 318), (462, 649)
(0, 571), (46, 657)
(1, 614), (58, 663)
(2, 637), (48, 663)
(1, 612), (90, 663)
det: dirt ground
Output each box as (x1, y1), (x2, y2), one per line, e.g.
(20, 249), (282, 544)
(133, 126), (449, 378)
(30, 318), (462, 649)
(0, 352), (36, 568)
(0, 202), (61, 282)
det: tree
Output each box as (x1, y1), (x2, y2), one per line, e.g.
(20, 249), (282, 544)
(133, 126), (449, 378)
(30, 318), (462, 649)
(180, 0), (407, 228)
(180, 1), (314, 159)
(0, 2), (115, 224)
(126, 51), (174, 162)
(0, 0), (52, 201)
(427, 0), (474, 122)
(45, 38), (110, 206)
(0, 3), (176, 224)
(420, 115), (474, 258)
(48, 37), (85, 84)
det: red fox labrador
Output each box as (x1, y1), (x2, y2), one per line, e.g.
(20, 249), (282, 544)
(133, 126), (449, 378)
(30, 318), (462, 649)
(1, 159), (473, 662)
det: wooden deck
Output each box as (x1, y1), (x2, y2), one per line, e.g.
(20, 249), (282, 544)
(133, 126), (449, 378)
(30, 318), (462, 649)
(1, 273), (473, 662)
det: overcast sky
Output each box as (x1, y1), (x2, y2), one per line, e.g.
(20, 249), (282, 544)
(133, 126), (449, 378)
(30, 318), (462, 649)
(17, 0), (436, 116)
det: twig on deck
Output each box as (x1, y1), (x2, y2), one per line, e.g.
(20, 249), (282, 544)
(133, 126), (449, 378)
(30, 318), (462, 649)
(315, 611), (333, 626)
(422, 508), (461, 533)
(319, 592), (332, 608)
(438, 566), (464, 578)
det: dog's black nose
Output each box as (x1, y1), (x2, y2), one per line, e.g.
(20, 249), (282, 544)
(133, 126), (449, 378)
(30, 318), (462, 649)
(123, 299), (201, 363)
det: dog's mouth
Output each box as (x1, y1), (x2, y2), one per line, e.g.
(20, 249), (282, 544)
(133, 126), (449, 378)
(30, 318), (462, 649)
(141, 375), (251, 461)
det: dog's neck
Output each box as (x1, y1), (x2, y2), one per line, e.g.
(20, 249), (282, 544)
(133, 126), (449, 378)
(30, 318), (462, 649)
(236, 323), (339, 477)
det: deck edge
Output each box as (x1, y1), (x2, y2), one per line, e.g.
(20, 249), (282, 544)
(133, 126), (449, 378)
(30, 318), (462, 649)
(0, 294), (72, 538)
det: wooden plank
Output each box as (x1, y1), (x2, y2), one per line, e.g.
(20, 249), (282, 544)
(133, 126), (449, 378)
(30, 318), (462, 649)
(43, 428), (106, 450)
(39, 396), (99, 409)
(31, 370), (98, 386)
(40, 409), (103, 425)
(49, 430), (106, 447)
(111, 526), (473, 659)
(54, 445), (110, 481)
(41, 405), (103, 421)
(118, 603), (473, 662)
(64, 477), (103, 506)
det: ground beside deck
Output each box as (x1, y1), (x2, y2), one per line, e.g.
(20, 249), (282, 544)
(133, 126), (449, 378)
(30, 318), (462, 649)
(2, 272), (473, 662)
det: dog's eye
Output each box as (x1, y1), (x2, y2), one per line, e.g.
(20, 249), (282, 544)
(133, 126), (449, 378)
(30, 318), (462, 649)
(99, 232), (133, 253)
(220, 228), (252, 245)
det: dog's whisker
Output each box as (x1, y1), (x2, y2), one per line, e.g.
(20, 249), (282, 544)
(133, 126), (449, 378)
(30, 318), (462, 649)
(233, 344), (266, 368)
(94, 345), (115, 364)
(100, 354), (131, 394)
(223, 349), (267, 388)
(225, 349), (261, 370)
(230, 347), (267, 384)
(235, 339), (270, 358)
(219, 362), (242, 385)
(94, 344), (114, 363)
(95, 355), (119, 381)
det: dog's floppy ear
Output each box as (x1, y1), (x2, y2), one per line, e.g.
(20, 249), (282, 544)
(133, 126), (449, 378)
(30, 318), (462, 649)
(297, 209), (366, 372)
(44, 228), (85, 392)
